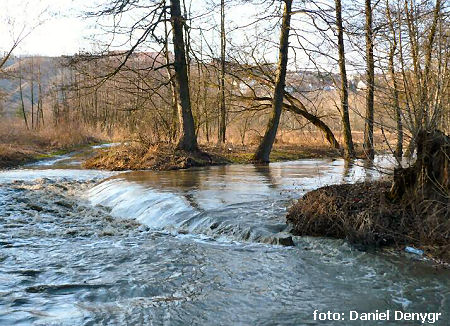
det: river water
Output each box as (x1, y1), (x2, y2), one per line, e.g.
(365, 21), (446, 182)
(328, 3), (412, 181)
(0, 148), (448, 325)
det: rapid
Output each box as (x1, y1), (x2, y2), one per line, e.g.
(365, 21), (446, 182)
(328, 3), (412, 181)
(0, 146), (448, 325)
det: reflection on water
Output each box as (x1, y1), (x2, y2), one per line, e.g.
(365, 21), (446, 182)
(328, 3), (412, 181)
(0, 155), (449, 325)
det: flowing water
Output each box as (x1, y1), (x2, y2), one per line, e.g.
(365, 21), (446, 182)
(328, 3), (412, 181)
(0, 148), (448, 325)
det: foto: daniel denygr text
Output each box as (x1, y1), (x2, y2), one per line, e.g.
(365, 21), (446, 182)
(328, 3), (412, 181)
(313, 310), (442, 324)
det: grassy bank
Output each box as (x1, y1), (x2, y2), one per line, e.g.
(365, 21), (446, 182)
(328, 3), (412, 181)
(0, 121), (104, 169)
(84, 143), (229, 171)
(287, 181), (449, 264)
(209, 144), (341, 163)
(83, 142), (342, 171)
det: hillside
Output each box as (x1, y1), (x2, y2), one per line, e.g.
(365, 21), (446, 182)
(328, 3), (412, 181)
(0, 56), (61, 117)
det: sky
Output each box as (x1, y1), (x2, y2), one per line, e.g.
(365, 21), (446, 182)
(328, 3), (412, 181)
(0, 0), (359, 73)
(0, 0), (96, 56)
(0, 0), (268, 57)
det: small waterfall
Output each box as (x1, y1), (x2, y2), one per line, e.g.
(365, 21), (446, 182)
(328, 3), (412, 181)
(86, 158), (392, 246)
(89, 179), (196, 230)
(87, 178), (293, 245)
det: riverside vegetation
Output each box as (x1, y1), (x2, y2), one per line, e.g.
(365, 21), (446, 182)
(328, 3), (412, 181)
(288, 130), (449, 263)
(0, 121), (102, 169)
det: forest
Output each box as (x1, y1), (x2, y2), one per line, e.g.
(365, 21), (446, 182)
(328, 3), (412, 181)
(1, 0), (447, 163)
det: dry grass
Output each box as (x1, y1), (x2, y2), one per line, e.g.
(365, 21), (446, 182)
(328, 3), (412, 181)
(287, 181), (450, 263)
(201, 129), (398, 157)
(0, 119), (105, 168)
(210, 143), (340, 163)
(84, 142), (229, 171)
(0, 145), (36, 168)
(275, 130), (398, 152)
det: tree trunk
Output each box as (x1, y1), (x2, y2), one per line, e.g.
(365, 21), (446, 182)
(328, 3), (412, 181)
(170, 0), (198, 152)
(250, 95), (340, 150)
(404, 0), (422, 131)
(218, 0), (226, 144)
(31, 75), (35, 130)
(335, 0), (355, 159)
(363, 0), (375, 159)
(253, 0), (292, 163)
(389, 129), (449, 203)
(391, 55), (403, 160)
(284, 104), (340, 150)
(164, 3), (179, 142)
(420, 0), (441, 128)
(19, 74), (29, 130)
(284, 92), (340, 150)
(37, 64), (44, 128)
(386, 0), (403, 159)
(203, 73), (210, 142)
(182, 0), (191, 77)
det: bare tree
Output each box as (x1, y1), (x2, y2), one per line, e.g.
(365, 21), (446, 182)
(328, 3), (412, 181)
(385, 0), (403, 159)
(363, 0), (375, 159)
(170, 0), (198, 151)
(18, 62), (29, 130)
(335, 0), (355, 159)
(79, 0), (199, 151)
(218, 0), (227, 144)
(253, 0), (292, 163)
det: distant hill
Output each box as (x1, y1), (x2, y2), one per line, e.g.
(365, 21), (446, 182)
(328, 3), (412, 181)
(0, 56), (62, 117)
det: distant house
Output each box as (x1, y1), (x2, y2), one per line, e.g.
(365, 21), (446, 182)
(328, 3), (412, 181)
(285, 85), (296, 94)
(357, 80), (367, 90)
(349, 80), (356, 92)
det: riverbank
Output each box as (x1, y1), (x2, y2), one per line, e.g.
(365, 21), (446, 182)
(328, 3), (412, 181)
(0, 122), (103, 169)
(287, 181), (450, 264)
(83, 142), (341, 171)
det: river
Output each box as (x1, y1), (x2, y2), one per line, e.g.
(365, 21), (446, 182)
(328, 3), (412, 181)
(0, 147), (448, 325)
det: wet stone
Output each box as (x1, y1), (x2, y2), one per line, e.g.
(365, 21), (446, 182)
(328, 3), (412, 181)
(276, 236), (295, 246)
(55, 201), (73, 209)
(27, 204), (43, 212)
(210, 222), (220, 230)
